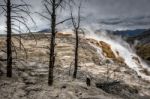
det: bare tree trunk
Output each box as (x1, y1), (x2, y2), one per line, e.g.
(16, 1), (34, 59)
(0, 0), (34, 77)
(41, 0), (72, 85)
(71, 2), (82, 79)
(48, 0), (56, 86)
(6, 0), (12, 77)
(73, 30), (79, 78)
(19, 23), (22, 50)
(19, 34), (22, 50)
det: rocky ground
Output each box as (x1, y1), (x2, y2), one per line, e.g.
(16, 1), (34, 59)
(0, 33), (150, 99)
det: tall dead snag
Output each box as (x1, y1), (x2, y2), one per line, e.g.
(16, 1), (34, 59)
(70, 2), (82, 79)
(48, 0), (56, 86)
(41, 0), (72, 86)
(0, 0), (35, 77)
(6, 0), (12, 77)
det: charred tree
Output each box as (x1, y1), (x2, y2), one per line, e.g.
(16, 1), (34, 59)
(70, 2), (82, 79)
(73, 29), (79, 78)
(6, 0), (12, 77)
(48, 0), (56, 86)
(0, 0), (35, 77)
(41, 0), (73, 86)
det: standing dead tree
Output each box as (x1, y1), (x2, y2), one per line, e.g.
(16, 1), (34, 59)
(70, 1), (82, 79)
(0, 0), (35, 77)
(41, 0), (73, 86)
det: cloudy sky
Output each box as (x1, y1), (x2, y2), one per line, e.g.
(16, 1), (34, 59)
(0, 0), (150, 33)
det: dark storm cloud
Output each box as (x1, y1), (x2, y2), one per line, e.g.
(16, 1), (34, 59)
(85, 0), (150, 17)
(0, 0), (150, 33)
(82, 0), (150, 30)
(99, 18), (123, 25)
(99, 16), (150, 26)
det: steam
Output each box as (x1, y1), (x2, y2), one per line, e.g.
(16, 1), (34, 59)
(60, 23), (150, 81)
(84, 27), (150, 81)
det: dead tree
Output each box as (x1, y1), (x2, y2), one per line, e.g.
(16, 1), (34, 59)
(40, 0), (73, 86)
(0, 0), (35, 77)
(48, 0), (56, 86)
(6, 0), (12, 77)
(70, 2), (82, 79)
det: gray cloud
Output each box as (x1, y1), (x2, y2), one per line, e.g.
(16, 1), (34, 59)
(81, 0), (150, 30)
(0, 0), (150, 33)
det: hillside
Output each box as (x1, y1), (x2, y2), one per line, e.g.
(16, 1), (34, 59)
(0, 32), (150, 99)
(127, 30), (150, 63)
(114, 29), (147, 37)
(128, 29), (150, 44)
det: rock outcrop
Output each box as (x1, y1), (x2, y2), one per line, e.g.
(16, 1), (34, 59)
(86, 38), (125, 64)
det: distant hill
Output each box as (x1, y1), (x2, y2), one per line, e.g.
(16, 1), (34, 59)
(38, 29), (51, 33)
(113, 29), (147, 37)
(127, 29), (150, 44)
